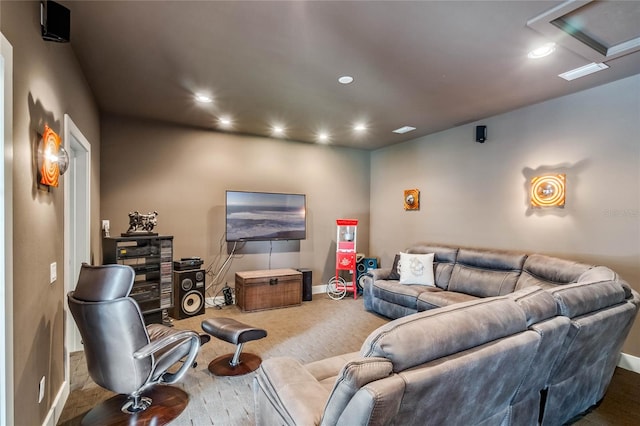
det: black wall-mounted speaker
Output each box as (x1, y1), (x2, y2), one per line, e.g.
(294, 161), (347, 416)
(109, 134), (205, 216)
(170, 269), (205, 319)
(41, 0), (70, 43)
(475, 125), (487, 143)
(298, 268), (313, 301)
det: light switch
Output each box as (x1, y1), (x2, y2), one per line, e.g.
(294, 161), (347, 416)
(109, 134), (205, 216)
(50, 262), (57, 284)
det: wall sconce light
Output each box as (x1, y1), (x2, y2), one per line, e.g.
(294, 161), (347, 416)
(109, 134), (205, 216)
(530, 174), (565, 208)
(38, 125), (69, 187)
(404, 188), (420, 210)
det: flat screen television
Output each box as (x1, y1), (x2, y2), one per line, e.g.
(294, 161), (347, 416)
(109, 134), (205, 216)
(225, 190), (307, 242)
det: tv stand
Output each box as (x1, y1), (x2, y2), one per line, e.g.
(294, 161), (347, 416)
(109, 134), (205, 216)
(235, 269), (302, 312)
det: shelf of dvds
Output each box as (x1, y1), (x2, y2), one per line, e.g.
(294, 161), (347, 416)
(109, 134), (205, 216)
(102, 235), (173, 324)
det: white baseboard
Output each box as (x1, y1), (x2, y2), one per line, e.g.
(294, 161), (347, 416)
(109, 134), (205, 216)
(42, 379), (69, 426)
(313, 284), (327, 294)
(618, 352), (640, 374)
(205, 286), (328, 308)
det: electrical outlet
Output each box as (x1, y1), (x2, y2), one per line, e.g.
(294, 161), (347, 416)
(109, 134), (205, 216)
(50, 262), (57, 284)
(38, 376), (45, 403)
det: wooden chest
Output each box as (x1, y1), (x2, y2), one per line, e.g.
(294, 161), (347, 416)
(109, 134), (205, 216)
(235, 269), (302, 312)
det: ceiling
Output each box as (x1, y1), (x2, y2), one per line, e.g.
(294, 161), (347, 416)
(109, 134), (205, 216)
(61, 0), (640, 150)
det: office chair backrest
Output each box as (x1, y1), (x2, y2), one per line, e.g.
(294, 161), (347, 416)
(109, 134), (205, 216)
(68, 263), (153, 395)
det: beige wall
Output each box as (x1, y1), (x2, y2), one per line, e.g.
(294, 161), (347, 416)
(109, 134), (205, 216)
(100, 115), (370, 288)
(370, 74), (640, 356)
(2, 4), (638, 424)
(1, 1), (101, 425)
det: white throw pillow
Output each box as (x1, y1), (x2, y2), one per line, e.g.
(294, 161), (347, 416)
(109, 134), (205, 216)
(399, 252), (435, 286)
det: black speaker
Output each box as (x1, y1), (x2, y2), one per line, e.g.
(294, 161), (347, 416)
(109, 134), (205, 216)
(41, 1), (70, 43)
(170, 269), (205, 319)
(475, 125), (487, 143)
(298, 268), (312, 301)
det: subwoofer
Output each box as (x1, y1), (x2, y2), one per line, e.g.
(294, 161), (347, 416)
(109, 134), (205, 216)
(297, 268), (312, 301)
(170, 269), (205, 319)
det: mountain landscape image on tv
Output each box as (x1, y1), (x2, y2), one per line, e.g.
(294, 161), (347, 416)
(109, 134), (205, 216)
(225, 191), (307, 241)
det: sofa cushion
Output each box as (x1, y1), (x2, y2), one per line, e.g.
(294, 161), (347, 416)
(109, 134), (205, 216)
(448, 249), (526, 297)
(515, 254), (592, 290)
(399, 252), (435, 286)
(361, 297), (528, 372)
(388, 254), (401, 280)
(256, 357), (330, 426)
(407, 244), (458, 289)
(577, 265), (616, 284)
(416, 290), (478, 311)
(305, 352), (361, 383)
(370, 279), (440, 311)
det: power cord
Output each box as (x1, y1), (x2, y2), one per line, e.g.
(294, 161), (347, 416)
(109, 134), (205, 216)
(211, 283), (235, 309)
(223, 284), (233, 306)
(203, 232), (240, 308)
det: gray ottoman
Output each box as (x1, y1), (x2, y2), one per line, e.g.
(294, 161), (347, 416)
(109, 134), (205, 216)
(201, 318), (267, 376)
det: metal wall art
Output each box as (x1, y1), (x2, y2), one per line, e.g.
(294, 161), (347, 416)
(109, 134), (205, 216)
(404, 189), (420, 210)
(530, 174), (566, 208)
(38, 125), (68, 187)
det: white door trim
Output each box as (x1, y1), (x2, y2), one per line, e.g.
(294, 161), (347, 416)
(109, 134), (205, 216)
(61, 114), (91, 420)
(1, 32), (14, 426)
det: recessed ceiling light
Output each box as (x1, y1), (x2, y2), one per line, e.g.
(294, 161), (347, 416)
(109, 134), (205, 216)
(195, 93), (213, 103)
(353, 123), (366, 132)
(338, 75), (354, 84)
(218, 116), (233, 129)
(272, 125), (285, 136)
(317, 132), (330, 143)
(558, 62), (609, 81)
(392, 126), (416, 134)
(528, 42), (556, 59)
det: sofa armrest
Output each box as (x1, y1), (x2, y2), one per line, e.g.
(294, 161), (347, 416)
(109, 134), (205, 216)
(321, 357), (393, 425)
(255, 357), (330, 426)
(368, 268), (393, 281)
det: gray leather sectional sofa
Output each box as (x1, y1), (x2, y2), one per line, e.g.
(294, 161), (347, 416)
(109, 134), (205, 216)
(253, 244), (639, 425)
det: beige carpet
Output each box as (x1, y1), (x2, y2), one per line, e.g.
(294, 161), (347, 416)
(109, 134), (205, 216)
(58, 295), (389, 425)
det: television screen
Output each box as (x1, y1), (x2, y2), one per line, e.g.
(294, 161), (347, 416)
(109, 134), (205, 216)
(225, 191), (307, 241)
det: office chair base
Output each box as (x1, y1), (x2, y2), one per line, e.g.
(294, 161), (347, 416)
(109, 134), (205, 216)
(80, 385), (188, 426)
(208, 352), (262, 376)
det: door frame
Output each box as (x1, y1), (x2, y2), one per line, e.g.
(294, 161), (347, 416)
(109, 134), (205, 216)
(63, 114), (91, 391)
(1, 32), (14, 426)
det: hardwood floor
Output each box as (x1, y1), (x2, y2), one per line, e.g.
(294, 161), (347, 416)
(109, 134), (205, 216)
(571, 367), (640, 426)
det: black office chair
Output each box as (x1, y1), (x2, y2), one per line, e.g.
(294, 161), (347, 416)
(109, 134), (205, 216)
(68, 263), (201, 425)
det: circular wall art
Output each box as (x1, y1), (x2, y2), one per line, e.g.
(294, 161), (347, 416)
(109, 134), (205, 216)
(530, 174), (566, 208)
(404, 188), (420, 210)
(39, 125), (63, 187)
